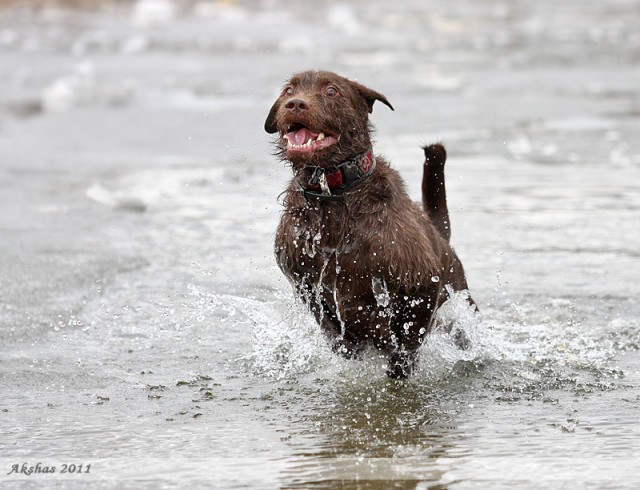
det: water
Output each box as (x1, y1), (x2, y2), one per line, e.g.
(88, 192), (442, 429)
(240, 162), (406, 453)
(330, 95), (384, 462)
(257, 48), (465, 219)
(1, 0), (639, 488)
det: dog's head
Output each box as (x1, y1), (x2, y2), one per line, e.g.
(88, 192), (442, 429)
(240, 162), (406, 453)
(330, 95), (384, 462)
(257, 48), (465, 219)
(265, 71), (393, 169)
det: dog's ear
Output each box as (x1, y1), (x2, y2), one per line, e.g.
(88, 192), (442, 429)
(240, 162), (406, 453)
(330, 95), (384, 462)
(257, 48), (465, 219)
(264, 99), (280, 134)
(353, 81), (394, 113)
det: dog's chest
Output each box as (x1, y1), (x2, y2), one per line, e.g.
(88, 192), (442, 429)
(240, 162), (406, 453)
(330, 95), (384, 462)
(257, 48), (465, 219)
(275, 206), (361, 282)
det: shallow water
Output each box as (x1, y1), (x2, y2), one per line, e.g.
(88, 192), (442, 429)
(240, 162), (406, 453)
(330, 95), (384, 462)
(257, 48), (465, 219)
(1, 0), (640, 488)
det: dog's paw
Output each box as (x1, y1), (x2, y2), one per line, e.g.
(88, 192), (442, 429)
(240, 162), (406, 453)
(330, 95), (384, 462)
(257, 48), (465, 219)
(434, 318), (472, 351)
(386, 351), (417, 380)
(453, 329), (471, 350)
(332, 339), (362, 360)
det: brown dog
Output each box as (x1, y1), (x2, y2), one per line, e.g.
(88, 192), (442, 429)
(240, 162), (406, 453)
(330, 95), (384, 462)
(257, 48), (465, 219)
(265, 70), (474, 378)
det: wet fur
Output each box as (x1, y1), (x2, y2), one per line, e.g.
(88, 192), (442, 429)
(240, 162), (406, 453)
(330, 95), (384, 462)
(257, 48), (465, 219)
(266, 70), (474, 378)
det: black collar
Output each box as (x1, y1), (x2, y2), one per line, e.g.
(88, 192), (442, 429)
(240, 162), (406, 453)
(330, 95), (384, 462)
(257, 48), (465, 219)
(297, 150), (376, 202)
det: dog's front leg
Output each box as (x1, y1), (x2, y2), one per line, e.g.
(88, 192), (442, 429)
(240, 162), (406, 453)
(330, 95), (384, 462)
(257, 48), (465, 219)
(314, 296), (363, 359)
(385, 290), (439, 379)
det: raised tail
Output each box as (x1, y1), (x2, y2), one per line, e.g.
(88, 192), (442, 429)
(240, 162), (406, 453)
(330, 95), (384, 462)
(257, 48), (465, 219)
(421, 143), (451, 242)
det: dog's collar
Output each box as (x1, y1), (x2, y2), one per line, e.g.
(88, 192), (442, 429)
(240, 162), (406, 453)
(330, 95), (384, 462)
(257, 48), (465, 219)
(297, 150), (376, 202)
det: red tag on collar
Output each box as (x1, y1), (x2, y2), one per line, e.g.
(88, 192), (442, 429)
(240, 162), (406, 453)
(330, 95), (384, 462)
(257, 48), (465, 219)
(325, 169), (344, 189)
(305, 168), (343, 191)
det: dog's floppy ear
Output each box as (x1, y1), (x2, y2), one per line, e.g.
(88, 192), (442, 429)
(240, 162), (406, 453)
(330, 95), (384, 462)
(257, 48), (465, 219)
(353, 81), (394, 113)
(264, 99), (280, 134)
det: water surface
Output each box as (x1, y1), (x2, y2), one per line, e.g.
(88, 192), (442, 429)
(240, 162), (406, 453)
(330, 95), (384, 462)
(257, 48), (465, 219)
(1, 0), (639, 488)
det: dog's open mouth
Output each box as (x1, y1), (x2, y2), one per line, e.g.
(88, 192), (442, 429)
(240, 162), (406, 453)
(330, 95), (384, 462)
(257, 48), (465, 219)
(283, 124), (338, 154)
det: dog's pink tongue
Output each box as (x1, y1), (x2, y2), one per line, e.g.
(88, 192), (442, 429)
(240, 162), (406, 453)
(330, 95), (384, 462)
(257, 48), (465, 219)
(285, 127), (318, 145)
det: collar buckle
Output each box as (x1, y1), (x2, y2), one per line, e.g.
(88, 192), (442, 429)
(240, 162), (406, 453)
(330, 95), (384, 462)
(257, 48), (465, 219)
(309, 167), (331, 196)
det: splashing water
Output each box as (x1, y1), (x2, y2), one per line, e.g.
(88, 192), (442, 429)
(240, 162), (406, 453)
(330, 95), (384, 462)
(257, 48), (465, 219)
(231, 285), (637, 399)
(184, 275), (637, 399)
(371, 277), (391, 308)
(237, 286), (485, 383)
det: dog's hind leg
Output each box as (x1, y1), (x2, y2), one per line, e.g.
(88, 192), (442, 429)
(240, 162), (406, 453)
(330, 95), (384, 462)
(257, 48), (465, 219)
(422, 143), (451, 242)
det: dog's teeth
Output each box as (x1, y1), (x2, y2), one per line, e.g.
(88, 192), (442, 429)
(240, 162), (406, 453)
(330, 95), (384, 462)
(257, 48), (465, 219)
(317, 133), (325, 141)
(286, 138), (318, 150)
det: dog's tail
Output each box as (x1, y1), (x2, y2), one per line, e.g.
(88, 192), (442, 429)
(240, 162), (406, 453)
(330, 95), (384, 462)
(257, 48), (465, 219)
(422, 143), (451, 242)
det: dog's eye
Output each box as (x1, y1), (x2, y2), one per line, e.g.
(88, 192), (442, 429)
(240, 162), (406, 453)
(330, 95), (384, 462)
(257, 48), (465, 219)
(325, 86), (338, 97)
(284, 86), (294, 96)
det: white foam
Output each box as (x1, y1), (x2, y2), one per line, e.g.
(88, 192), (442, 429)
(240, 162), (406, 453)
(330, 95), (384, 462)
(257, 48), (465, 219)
(543, 115), (616, 132)
(192, 1), (249, 22)
(327, 5), (362, 36)
(86, 184), (147, 213)
(86, 166), (225, 213)
(41, 63), (95, 113)
(132, 0), (177, 28)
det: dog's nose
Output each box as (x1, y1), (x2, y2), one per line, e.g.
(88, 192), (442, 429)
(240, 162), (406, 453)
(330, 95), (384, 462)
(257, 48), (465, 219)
(285, 98), (309, 114)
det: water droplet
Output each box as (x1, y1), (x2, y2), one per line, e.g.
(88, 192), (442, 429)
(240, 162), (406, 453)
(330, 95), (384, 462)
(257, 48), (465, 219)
(431, 276), (440, 283)
(371, 277), (390, 307)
